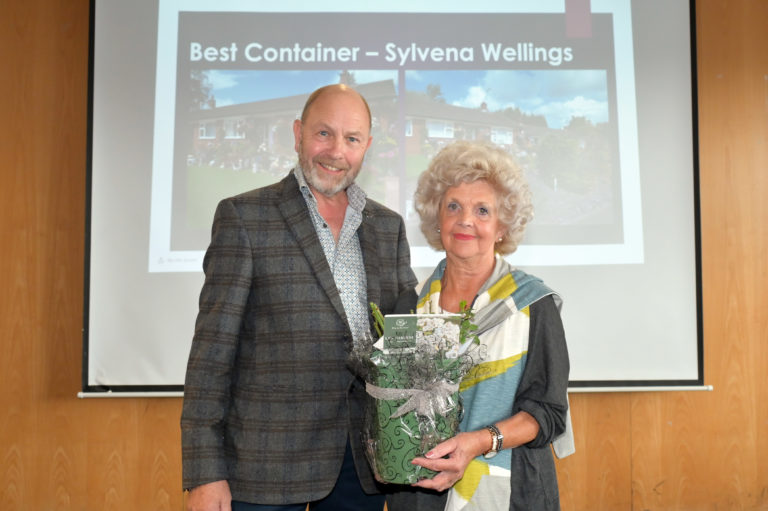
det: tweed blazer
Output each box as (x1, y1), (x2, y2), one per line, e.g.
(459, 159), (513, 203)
(181, 171), (417, 504)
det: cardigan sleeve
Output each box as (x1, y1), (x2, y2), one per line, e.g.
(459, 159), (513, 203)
(512, 294), (570, 448)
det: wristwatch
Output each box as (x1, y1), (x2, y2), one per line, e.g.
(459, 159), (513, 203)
(482, 424), (504, 459)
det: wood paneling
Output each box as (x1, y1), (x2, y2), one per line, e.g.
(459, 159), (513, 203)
(1, 0), (767, 509)
(556, 394), (633, 510)
(1, 1), (184, 510)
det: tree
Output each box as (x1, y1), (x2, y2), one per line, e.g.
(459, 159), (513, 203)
(564, 116), (594, 131)
(339, 70), (357, 86)
(426, 83), (446, 103)
(501, 106), (547, 127)
(188, 70), (216, 110)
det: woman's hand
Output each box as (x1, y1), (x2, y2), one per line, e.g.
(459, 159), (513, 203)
(409, 412), (541, 492)
(409, 430), (490, 492)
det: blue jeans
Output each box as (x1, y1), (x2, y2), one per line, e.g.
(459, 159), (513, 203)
(231, 440), (385, 511)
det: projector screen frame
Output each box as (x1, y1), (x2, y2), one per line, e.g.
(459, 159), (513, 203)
(82, 0), (704, 395)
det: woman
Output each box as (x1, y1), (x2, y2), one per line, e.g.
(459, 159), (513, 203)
(387, 140), (571, 511)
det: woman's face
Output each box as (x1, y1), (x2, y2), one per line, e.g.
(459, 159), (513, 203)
(439, 180), (506, 265)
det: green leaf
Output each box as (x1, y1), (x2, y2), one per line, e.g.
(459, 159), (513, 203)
(370, 302), (385, 337)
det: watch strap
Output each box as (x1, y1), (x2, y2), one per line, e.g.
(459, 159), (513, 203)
(483, 424), (504, 458)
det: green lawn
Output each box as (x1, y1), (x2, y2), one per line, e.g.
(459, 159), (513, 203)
(187, 166), (281, 229)
(406, 154), (430, 180)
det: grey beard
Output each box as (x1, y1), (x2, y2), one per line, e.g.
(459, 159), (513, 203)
(297, 159), (360, 198)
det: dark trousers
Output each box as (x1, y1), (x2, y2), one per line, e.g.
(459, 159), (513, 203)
(232, 440), (385, 511)
(385, 486), (448, 511)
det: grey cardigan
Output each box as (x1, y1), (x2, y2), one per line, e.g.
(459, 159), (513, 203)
(181, 171), (417, 504)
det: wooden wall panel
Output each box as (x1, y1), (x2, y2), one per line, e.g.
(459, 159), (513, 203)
(555, 394), (633, 510)
(693, 1), (768, 509)
(1, 0), (767, 510)
(625, 1), (768, 510)
(1, 1), (184, 510)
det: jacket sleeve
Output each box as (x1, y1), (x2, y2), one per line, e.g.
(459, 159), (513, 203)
(512, 294), (570, 448)
(180, 199), (252, 489)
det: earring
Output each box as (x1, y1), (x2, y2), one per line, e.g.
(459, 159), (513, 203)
(497, 237), (503, 242)
(437, 228), (441, 233)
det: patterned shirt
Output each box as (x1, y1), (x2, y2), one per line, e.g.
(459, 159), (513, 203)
(294, 168), (369, 341)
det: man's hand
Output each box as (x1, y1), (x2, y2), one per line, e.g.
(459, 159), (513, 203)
(186, 480), (232, 511)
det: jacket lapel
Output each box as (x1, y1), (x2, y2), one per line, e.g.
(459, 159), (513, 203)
(277, 172), (349, 325)
(358, 207), (381, 321)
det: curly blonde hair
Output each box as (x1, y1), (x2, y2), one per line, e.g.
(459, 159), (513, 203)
(414, 140), (533, 255)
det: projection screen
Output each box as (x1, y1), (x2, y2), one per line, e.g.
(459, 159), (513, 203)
(83, 0), (702, 395)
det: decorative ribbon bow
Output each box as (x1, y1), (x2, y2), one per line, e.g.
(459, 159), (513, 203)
(366, 381), (459, 419)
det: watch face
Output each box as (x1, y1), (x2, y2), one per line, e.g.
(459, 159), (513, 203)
(482, 450), (498, 459)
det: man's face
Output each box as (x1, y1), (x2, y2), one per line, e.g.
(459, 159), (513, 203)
(293, 90), (372, 198)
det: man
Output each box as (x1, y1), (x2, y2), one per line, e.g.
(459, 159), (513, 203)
(181, 84), (417, 511)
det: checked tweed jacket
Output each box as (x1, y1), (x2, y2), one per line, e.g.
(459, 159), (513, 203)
(181, 170), (418, 504)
